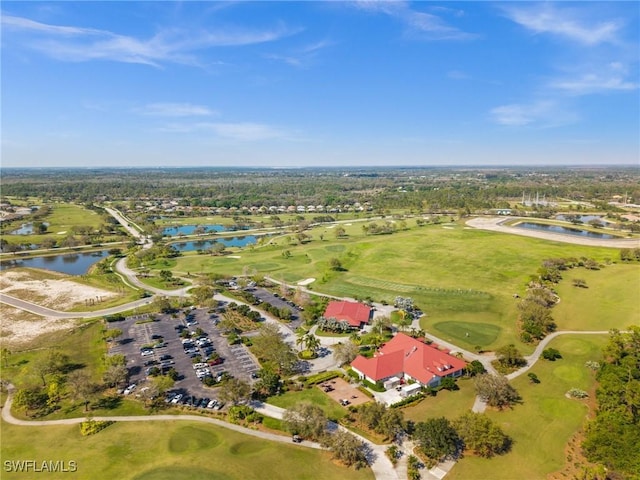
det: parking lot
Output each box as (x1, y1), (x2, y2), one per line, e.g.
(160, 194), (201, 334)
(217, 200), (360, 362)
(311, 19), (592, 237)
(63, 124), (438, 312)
(108, 305), (260, 407)
(249, 287), (305, 331)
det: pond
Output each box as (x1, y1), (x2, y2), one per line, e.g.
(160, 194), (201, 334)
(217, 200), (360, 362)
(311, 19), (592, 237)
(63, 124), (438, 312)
(170, 236), (259, 252)
(162, 224), (248, 236)
(515, 222), (616, 239)
(0, 250), (109, 275)
(9, 222), (50, 235)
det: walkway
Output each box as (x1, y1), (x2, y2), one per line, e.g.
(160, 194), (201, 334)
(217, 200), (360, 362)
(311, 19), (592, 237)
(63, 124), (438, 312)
(1, 385), (321, 449)
(0, 292), (152, 319)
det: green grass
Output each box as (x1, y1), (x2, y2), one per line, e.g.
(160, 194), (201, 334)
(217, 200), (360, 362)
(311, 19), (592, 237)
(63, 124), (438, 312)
(0, 419), (374, 480)
(1, 203), (121, 247)
(431, 321), (502, 348)
(553, 263), (640, 330)
(2, 322), (150, 419)
(401, 378), (477, 423)
(267, 388), (348, 421)
(448, 334), (608, 480)
(174, 224), (632, 352)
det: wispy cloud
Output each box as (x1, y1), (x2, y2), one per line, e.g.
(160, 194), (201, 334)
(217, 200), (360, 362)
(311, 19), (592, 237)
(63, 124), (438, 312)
(548, 62), (638, 95)
(355, 1), (476, 41)
(550, 73), (638, 95)
(135, 103), (216, 117)
(1, 14), (297, 67)
(447, 70), (469, 80)
(490, 100), (578, 127)
(159, 121), (294, 141)
(502, 4), (622, 46)
(265, 39), (333, 68)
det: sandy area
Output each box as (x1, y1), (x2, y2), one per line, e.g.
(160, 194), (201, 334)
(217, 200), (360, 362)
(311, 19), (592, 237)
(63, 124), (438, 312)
(0, 304), (75, 346)
(0, 269), (117, 346)
(297, 278), (315, 286)
(0, 270), (117, 310)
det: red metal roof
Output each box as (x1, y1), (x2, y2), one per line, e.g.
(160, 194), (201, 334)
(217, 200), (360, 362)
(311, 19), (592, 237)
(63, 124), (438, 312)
(324, 301), (372, 327)
(351, 333), (467, 384)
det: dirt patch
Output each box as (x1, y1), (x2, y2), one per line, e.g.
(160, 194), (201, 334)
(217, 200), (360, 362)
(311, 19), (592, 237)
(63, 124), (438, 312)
(0, 268), (115, 346)
(0, 269), (116, 310)
(0, 304), (76, 347)
(317, 377), (371, 407)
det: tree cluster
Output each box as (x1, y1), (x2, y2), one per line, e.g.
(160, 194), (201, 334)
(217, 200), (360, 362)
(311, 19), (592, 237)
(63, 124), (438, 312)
(582, 327), (640, 478)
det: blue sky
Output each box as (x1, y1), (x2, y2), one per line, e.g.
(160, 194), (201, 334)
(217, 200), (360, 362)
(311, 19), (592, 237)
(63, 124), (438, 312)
(2, 1), (638, 168)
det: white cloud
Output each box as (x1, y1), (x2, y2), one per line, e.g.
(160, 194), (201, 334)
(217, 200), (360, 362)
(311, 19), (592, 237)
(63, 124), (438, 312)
(502, 4), (621, 46)
(265, 39), (334, 68)
(159, 121), (293, 141)
(136, 103), (216, 117)
(1, 14), (297, 67)
(550, 73), (638, 95)
(355, 1), (476, 41)
(490, 101), (578, 127)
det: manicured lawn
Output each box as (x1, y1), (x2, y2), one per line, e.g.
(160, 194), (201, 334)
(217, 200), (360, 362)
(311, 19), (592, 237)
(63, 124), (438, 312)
(431, 321), (502, 348)
(267, 388), (348, 421)
(447, 334), (607, 480)
(0, 420), (374, 480)
(552, 263), (640, 330)
(173, 224), (622, 352)
(401, 378), (477, 423)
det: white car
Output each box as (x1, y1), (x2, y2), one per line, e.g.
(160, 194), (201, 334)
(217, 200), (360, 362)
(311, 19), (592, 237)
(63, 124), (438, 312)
(141, 349), (154, 356)
(171, 394), (183, 404)
(123, 384), (137, 395)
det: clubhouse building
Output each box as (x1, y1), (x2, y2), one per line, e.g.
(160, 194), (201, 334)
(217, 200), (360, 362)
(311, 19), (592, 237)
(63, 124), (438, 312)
(351, 333), (467, 389)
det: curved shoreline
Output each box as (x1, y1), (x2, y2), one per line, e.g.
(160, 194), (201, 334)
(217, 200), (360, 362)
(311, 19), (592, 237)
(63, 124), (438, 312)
(466, 216), (640, 248)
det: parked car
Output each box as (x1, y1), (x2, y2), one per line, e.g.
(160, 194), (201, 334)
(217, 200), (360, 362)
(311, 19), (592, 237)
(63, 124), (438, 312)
(123, 384), (137, 395)
(171, 394), (183, 404)
(140, 349), (154, 357)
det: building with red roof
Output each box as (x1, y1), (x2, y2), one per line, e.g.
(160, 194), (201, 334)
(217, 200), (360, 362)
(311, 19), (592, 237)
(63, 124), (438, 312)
(351, 333), (466, 388)
(323, 300), (372, 329)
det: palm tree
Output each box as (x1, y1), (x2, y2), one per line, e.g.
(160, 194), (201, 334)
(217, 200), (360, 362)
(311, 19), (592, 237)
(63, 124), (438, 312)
(303, 333), (321, 354)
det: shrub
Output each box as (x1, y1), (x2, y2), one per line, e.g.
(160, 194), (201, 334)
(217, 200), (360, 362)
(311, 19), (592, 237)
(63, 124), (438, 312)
(80, 419), (114, 436)
(567, 388), (588, 399)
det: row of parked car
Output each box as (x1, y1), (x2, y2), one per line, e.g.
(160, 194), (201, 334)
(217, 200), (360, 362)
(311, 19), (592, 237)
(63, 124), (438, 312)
(165, 392), (224, 410)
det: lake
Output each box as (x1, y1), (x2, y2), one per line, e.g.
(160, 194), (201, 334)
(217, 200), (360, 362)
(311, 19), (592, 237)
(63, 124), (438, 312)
(0, 250), (109, 275)
(515, 222), (616, 239)
(9, 222), (50, 235)
(170, 235), (259, 252)
(162, 224), (248, 236)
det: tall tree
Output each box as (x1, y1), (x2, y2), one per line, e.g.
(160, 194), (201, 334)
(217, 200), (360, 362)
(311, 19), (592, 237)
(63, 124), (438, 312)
(413, 417), (460, 462)
(321, 430), (368, 469)
(474, 374), (520, 409)
(453, 412), (511, 458)
(283, 402), (328, 441)
(333, 342), (360, 365)
(218, 378), (251, 406)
